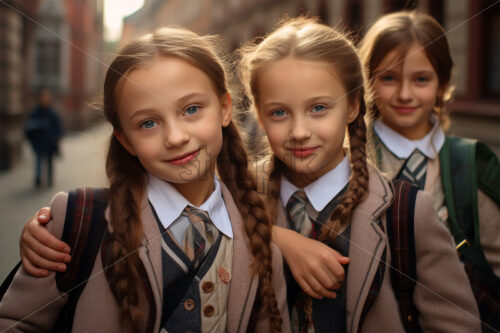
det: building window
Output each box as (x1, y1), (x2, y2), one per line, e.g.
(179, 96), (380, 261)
(345, 0), (363, 41)
(318, 0), (329, 24)
(483, 2), (500, 98)
(384, 0), (410, 13)
(35, 40), (60, 86)
(427, 0), (444, 25)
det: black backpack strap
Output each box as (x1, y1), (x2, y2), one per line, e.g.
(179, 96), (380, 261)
(387, 180), (421, 332)
(54, 187), (109, 332)
(0, 261), (22, 302)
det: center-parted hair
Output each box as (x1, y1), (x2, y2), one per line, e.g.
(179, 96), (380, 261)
(239, 17), (369, 331)
(239, 17), (369, 243)
(103, 27), (281, 331)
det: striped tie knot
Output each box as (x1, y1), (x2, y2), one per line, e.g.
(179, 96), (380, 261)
(286, 190), (313, 237)
(181, 206), (219, 269)
(398, 149), (428, 189)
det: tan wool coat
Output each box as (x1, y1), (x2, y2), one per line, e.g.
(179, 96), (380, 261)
(0, 183), (291, 333)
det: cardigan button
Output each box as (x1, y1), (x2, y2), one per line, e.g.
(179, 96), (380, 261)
(203, 305), (215, 317)
(407, 315), (413, 322)
(184, 298), (195, 311)
(202, 281), (215, 293)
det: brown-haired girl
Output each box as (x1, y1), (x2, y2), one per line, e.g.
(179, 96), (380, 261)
(0, 27), (289, 332)
(239, 17), (479, 332)
(358, 10), (500, 331)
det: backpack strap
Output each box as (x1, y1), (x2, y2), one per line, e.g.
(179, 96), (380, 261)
(440, 137), (500, 331)
(439, 137), (500, 290)
(0, 262), (22, 303)
(54, 187), (109, 332)
(476, 141), (500, 206)
(387, 180), (421, 333)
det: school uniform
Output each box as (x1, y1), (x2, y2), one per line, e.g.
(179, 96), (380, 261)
(0, 176), (290, 332)
(274, 155), (480, 332)
(372, 117), (500, 277)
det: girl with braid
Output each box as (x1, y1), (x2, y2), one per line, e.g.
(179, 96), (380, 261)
(358, 11), (500, 331)
(0, 27), (289, 332)
(238, 17), (479, 332)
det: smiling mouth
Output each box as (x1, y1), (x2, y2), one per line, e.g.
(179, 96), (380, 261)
(166, 149), (200, 166)
(289, 147), (317, 158)
(392, 106), (418, 114)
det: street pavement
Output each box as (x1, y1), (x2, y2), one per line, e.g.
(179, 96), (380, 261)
(0, 122), (110, 281)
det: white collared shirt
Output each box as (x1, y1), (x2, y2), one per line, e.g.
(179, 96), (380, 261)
(374, 114), (445, 159)
(280, 154), (351, 212)
(147, 174), (233, 242)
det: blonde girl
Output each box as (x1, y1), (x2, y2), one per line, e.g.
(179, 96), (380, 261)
(239, 17), (479, 332)
(358, 10), (500, 332)
(0, 27), (289, 332)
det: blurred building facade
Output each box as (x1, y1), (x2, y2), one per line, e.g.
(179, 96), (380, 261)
(122, 0), (500, 156)
(0, 0), (104, 171)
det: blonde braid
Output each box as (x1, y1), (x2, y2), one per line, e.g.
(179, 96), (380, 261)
(319, 96), (369, 242)
(217, 123), (282, 332)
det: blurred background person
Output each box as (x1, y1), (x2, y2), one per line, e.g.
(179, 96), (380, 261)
(25, 88), (64, 187)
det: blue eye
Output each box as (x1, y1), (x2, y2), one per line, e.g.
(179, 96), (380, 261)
(312, 105), (327, 113)
(416, 76), (429, 84)
(271, 109), (286, 117)
(381, 75), (395, 82)
(185, 105), (200, 115)
(141, 120), (157, 129)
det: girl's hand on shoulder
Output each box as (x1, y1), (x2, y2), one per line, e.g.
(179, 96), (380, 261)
(20, 207), (71, 277)
(273, 226), (349, 299)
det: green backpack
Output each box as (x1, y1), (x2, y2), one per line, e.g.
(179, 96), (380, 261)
(439, 136), (500, 332)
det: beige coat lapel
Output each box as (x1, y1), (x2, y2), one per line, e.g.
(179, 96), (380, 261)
(346, 168), (393, 333)
(222, 183), (259, 333)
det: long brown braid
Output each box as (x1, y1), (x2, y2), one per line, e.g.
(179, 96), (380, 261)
(101, 37), (151, 330)
(239, 16), (370, 330)
(101, 26), (281, 330)
(104, 136), (146, 331)
(217, 123), (282, 332)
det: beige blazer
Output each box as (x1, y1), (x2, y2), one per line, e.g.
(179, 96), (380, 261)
(275, 166), (480, 332)
(0, 183), (290, 332)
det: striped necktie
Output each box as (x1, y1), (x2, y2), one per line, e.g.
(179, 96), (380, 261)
(286, 190), (313, 237)
(181, 206), (219, 270)
(397, 149), (428, 189)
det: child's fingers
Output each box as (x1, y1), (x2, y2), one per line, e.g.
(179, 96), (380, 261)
(322, 251), (346, 282)
(36, 207), (52, 224)
(316, 266), (343, 291)
(302, 275), (337, 299)
(297, 277), (324, 299)
(21, 230), (71, 264)
(20, 256), (50, 277)
(21, 246), (67, 273)
(27, 218), (71, 253)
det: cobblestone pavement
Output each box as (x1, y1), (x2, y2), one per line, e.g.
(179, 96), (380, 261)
(0, 122), (110, 281)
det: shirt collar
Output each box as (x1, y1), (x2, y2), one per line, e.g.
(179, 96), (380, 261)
(280, 154), (351, 212)
(373, 114), (445, 159)
(146, 173), (233, 238)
